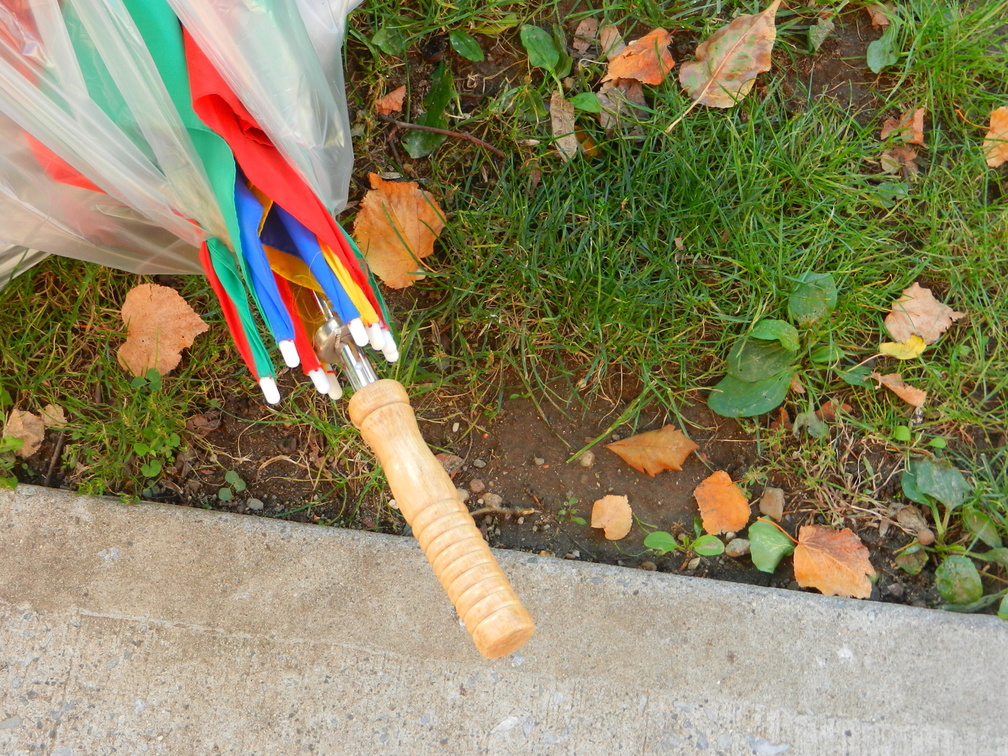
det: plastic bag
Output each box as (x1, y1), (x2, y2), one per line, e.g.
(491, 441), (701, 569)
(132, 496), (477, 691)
(0, 0), (359, 282)
(165, 0), (362, 214)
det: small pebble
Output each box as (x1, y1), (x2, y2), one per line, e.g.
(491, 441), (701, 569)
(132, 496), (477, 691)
(388, 499), (399, 511)
(452, 422), (460, 433)
(533, 456), (545, 466)
(640, 561), (657, 571)
(760, 487), (785, 521)
(456, 488), (470, 504)
(473, 458), (487, 468)
(887, 583), (905, 599)
(578, 450), (595, 468)
(725, 538), (750, 558)
(469, 478), (486, 494)
(246, 498), (264, 511)
(483, 493), (504, 508)
(687, 557), (701, 571)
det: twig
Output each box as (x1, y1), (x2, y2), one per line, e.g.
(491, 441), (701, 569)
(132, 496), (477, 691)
(379, 115), (505, 157)
(469, 505), (536, 518)
(43, 430), (66, 487)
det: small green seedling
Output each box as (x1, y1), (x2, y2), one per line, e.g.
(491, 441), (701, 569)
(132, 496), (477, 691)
(218, 470), (246, 503)
(644, 518), (725, 557)
(557, 495), (586, 525)
(709, 273), (853, 419)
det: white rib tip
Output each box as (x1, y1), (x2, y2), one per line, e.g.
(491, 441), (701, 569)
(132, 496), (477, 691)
(278, 340), (300, 368)
(308, 368), (332, 395)
(259, 376), (281, 405)
(366, 323), (386, 351)
(382, 338), (399, 363)
(325, 373), (343, 401)
(349, 318), (369, 346)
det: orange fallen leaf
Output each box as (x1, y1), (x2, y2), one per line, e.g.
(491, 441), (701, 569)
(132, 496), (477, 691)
(375, 85), (406, 116)
(591, 494), (633, 540)
(982, 106), (1008, 168)
(870, 372), (927, 408)
(793, 525), (876, 598)
(117, 284), (208, 377)
(678, 0), (781, 108)
(605, 425), (698, 476)
(881, 107), (926, 146)
(602, 28), (674, 85)
(866, 3), (892, 28)
(3, 408), (45, 458)
(883, 282), (965, 344)
(353, 173), (446, 289)
(693, 471), (751, 535)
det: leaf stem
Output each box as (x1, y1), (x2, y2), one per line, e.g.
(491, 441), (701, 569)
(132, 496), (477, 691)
(756, 516), (799, 544)
(379, 115), (505, 157)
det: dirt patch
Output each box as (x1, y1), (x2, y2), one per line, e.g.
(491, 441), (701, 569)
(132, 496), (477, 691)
(420, 383), (754, 559)
(781, 11), (889, 117)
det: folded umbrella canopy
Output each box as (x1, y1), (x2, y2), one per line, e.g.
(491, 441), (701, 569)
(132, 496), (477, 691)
(0, 0), (534, 658)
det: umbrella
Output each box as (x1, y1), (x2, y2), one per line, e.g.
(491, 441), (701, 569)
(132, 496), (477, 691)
(0, 0), (533, 658)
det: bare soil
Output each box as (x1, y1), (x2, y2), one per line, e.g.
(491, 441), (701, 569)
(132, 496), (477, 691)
(13, 10), (945, 610)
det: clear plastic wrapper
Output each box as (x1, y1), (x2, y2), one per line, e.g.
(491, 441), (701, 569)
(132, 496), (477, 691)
(0, 0), (357, 283)
(0, 111), (201, 277)
(167, 0), (360, 214)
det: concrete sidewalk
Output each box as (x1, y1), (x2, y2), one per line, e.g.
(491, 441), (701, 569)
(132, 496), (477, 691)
(1, 485), (1005, 755)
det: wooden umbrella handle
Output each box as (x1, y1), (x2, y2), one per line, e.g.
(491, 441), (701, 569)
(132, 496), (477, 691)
(348, 379), (535, 659)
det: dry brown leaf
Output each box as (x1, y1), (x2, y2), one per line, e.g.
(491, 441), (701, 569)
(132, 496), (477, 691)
(880, 145), (918, 175)
(678, 0), (781, 108)
(572, 18), (598, 54)
(591, 494), (632, 540)
(599, 25), (626, 61)
(550, 91), (579, 161)
(982, 106), (1008, 168)
(881, 107), (926, 146)
(375, 85), (406, 116)
(870, 372), (927, 408)
(186, 411), (221, 436)
(793, 525), (876, 598)
(693, 470), (751, 535)
(3, 409), (45, 458)
(866, 3), (892, 28)
(118, 284), (208, 377)
(435, 452), (465, 479)
(40, 403), (66, 428)
(895, 505), (935, 546)
(353, 173), (446, 289)
(597, 79), (647, 137)
(602, 28), (674, 85)
(884, 282), (965, 344)
(605, 425), (698, 476)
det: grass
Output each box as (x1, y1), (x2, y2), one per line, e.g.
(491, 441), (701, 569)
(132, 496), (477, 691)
(1, 0), (1006, 605)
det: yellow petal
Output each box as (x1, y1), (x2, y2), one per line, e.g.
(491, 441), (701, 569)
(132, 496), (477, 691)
(879, 335), (926, 361)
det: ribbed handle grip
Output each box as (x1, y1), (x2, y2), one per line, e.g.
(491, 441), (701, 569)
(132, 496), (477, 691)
(348, 379), (535, 659)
